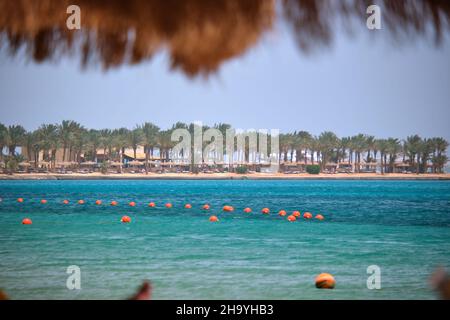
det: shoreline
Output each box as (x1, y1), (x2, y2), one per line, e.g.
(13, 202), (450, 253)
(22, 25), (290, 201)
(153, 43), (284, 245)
(1, 173), (449, 181)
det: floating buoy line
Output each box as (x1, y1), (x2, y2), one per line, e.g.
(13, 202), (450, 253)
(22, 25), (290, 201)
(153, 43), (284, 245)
(9, 197), (326, 224)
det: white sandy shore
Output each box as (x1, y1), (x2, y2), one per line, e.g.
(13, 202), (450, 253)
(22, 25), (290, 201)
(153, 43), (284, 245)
(1, 172), (449, 180)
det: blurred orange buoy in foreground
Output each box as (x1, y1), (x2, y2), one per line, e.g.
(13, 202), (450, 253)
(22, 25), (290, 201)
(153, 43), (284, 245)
(287, 215), (296, 222)
(22, 218), (32, 225)
(17, 198), (24, 203)
(293, 211), (301, 217)
(78, 200), (85, 205)
(303, 212), (312, 219)
(315, 273), (335, 289)
(40, 199), (47, 204)
(243, 207), (252, 213)
(121, 215), (131, 223)
(223, 205), (234, 212)
(202, 204), (210, 210)
(185, 204), (192, 209)
(95, 200), (102, 205)
(111, 201), (118, 206)
(315, 214), (324, 220)
(148, 202), (156, 207)
(278, 210), (287, 216)
(209, 215), (219, 222)
(165, 203), (172, 208)
(129, 201), (136, 207)
(261, 208), (270, 214)
(63, 200), (69, 204)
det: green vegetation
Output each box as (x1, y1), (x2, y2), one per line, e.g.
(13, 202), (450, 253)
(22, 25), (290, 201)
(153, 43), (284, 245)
(306, 164), (320, 174)
(236, 166), (248, 174)
(0, 121), (448, 174)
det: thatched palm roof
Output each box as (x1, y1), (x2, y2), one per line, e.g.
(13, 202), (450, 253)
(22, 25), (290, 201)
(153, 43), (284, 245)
(1, 1), (449, 77)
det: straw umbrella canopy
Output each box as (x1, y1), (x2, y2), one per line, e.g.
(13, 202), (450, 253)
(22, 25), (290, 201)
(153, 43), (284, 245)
(18, 161), (31, 167)
(128, 160), (144, 166)
(108, 161), (122, 167)
(81, 161), (97, 166)
(57, 161), (75, 167)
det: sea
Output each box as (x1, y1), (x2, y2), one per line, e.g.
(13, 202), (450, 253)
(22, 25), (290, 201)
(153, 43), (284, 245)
(0, 180), (449, 299)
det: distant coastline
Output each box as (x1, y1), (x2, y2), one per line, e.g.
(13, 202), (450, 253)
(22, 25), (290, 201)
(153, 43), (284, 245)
(1, 173), (449, 181)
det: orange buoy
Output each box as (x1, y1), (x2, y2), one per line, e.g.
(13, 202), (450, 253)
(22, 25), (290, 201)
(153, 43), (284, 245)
(243, 207), (252, 213)
(40, 199), (47, 204)
(121, 215), (131, 223)
(63, 200), (69, 205)
(315, 273), (335, 289)
(278, 210), (287, 216)
(165, 203), (172, 208)
(303, 212), (312, 219)
(209, 215), (219, 222)
(293, 211), (301, 218)
(111, 201), (118, 206)
(22, 218), (32, 225)
(315, 214), (324, 221)
(129, 201), (136, 207)
(185, 204), (192, 209)
(261, 208), (270, 214)
(95, 200), (102, 205)
(287, 215), (296, 222)
(78, 200), (85, 205)
(148, 202), (156, 208)
(223, 205), (234, 212)
(202, 204), (210, 210)
(17, 198), (24, 203)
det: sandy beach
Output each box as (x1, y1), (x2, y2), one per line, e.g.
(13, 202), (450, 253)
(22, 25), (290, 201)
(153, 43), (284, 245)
(1, 172), (449, 180)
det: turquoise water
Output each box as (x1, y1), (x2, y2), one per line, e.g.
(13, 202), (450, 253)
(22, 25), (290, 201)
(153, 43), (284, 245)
(0, 180), (449, 300)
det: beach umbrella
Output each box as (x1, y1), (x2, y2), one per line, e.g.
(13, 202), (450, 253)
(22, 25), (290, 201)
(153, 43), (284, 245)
(128, 160), (144, 166)
(81, 161), (97, 166)
(108, 161), (122, 167)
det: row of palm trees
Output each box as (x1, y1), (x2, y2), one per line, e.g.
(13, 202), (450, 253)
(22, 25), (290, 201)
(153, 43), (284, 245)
(279, 131), (448, 174)
(0, 121), (448, 174)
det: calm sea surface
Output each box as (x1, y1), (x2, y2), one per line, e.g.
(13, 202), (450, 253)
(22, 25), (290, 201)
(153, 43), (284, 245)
(0, 180), (449, 299)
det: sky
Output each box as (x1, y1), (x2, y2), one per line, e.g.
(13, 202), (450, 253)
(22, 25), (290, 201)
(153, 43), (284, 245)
(0, 20), (449, 143)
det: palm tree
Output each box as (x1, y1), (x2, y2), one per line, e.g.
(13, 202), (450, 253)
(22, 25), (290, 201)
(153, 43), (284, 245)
(141, 122), (160, 173)
(295, 131), (312, 165)
(99, 129), (113, 160)
(37, 124), (60, 168)
(5, 125), (27, 156)
(318, 131), (339, 171)
(87, 129), (101, 162)
(128, 127), (143, 160)
(431, 137), (449, 173)
(72, 128), (89, 164)
(338, 136), (350, 163)
(376, 139), (388, 174)
(386, 138), (401, 173)
(351, 134), (367, 173)
(419, 138), (434, 173)
(112, 128), (130, 173)
(365, 135), (376, 162)
(59, 120), (81, 162)
(158, 129), (174, 162)
(404, 135), (422, 173)
(0, 123), (7, 162)
(279, 134), (290, 164)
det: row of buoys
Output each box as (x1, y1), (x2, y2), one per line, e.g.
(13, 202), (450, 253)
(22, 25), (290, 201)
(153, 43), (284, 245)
(15, 197), (325, 223)
(13, 198), (325, 218)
